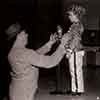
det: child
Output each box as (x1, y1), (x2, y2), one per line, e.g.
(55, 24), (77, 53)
(63, 4), (86, 96)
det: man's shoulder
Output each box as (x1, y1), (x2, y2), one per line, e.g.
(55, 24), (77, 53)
(8, 48), (28, 58)
(8, 48), (35, 62)
(16, 48), (36, 56)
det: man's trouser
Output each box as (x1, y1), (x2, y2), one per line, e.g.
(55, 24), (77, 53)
(68, 50), (84, 93)
(9, 67), (39, 100)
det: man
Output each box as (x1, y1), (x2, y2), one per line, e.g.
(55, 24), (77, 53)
(7, 25), (68, 100)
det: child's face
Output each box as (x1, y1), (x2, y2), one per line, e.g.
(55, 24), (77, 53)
(68, 11), (79, 23)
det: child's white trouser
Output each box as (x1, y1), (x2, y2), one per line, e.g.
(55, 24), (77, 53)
(68, 50), (84, 92)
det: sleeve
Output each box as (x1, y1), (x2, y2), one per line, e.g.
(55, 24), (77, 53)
(36, 41), (54, 54)
(27, 46), (65, 68)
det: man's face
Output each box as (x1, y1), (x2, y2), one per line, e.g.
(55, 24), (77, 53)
(18, 31), (28, 46)
(68, 11), (79, 23)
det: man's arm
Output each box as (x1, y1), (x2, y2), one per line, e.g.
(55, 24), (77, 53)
(36, 41), (54, 54)
(28, 45), (65, 68)
(36, 34), (57, 54)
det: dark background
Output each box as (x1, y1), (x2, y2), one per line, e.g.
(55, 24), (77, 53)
(0, 0), (100, 47)
(0, 0), (63, 49)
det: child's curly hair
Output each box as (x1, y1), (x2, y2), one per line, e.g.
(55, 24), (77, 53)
(67, 4), (86, 20)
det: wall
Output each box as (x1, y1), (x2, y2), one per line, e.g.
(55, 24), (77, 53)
(86, 16), (99, 30)
(63, 0), (100, 30)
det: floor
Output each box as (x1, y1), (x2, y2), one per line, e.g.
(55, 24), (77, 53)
(35, 66), (100, 100)
(1, 66), (100, 100)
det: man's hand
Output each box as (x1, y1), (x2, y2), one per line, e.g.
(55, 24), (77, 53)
(60, 33), (73, 56)
(49, 25), (63, 43)
(49, 32), (60, 44)
(57, 25), (63, 39)
(65, 49), (73, 58)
